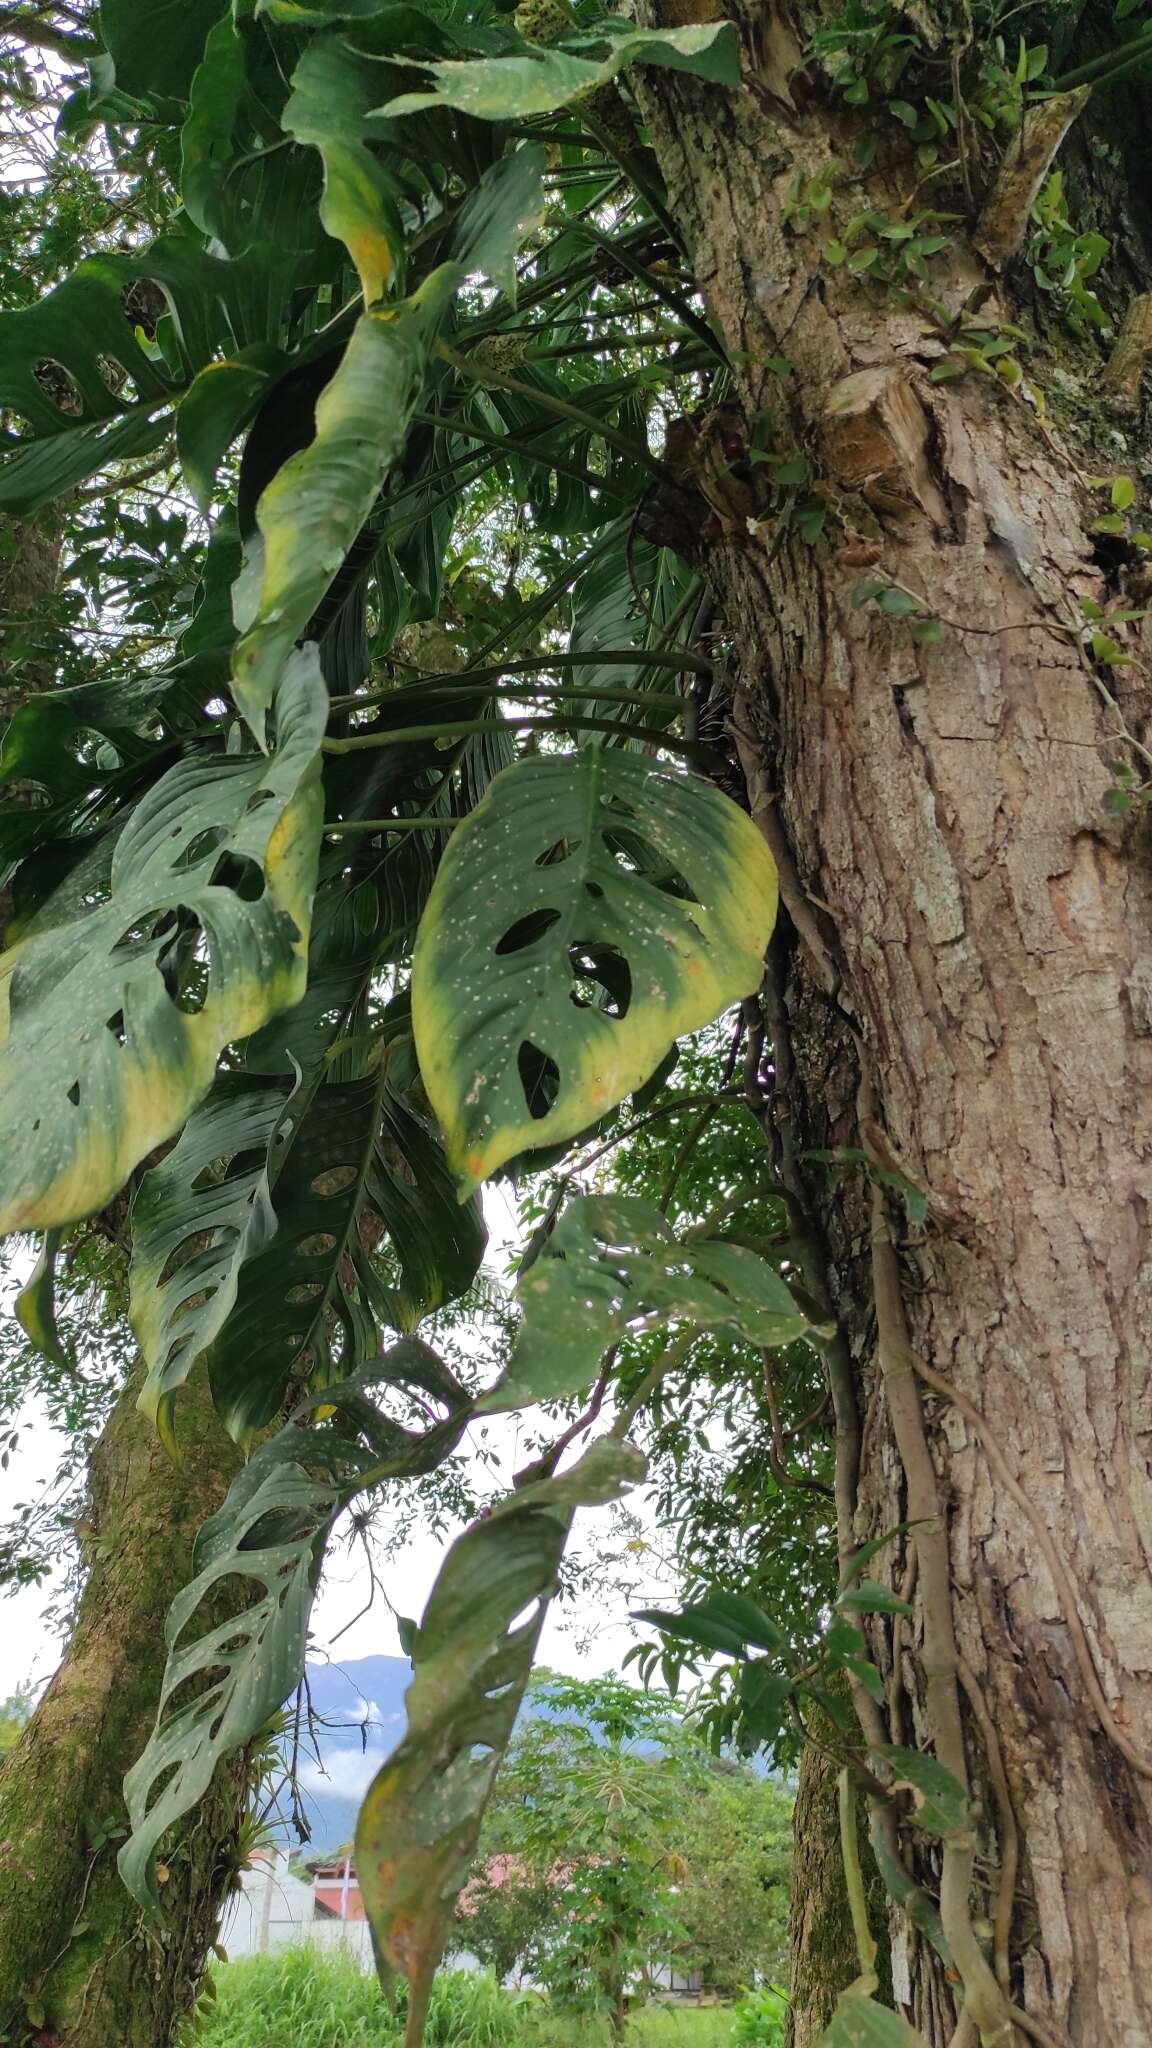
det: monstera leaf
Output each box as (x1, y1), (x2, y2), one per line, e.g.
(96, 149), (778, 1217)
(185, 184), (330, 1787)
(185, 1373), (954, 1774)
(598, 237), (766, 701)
(0, 649), (325, 1234)
(356, 1435), (646, 2042)
(412, 752), (778, 1191)
(231, 143), (545, 740)
(202, 1059), (487, 1438)
(381, 20), (741, 120)
(102, 0), (229, 99)
(130, 1052), (487, 1443)
(0, 237), (314, 515)
(482, 1194), (822, 1412)
(129, 1072), (292, 1448)
(120, 1338), (470, 1914)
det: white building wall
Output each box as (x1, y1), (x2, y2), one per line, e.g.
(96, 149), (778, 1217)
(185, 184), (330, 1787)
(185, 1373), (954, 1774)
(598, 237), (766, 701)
(218, 1850), (479, 1975)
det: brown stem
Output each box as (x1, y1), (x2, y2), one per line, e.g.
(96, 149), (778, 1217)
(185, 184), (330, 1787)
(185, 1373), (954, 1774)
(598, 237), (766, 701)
(870, 1187), (1018, 2048)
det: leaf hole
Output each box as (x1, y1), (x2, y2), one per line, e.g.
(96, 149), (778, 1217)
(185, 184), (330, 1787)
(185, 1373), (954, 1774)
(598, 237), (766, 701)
(172, 825), (228, 871)
(285, 1283), (324, 1304)
(507, 1597), (544, 1635)
(210, 853), (266, 903)
(245, 787), (276, 814)
(297, 1233), (338, 1257)
(584, 880), (605, 901)
(32, 358), (84, 417)
(66, 1080), (80, 1107)
(567, 942), (631, 1019)
(517, 1041), (560, 1122)
(104, 1010), (126, 1045)
(534, 837), (578, 868)
(97, 356), (141, 404)
(495, 907), (562, 956)
(310, 1165), (358, 1196)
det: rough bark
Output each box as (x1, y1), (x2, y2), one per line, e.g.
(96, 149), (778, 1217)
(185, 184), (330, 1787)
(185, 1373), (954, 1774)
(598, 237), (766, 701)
(639, 23), (1152, 2047)
(0, 1369), (250, 2048)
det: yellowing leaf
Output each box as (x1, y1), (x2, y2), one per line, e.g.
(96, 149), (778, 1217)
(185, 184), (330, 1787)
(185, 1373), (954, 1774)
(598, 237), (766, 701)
(356, 1437), (646, 2039)
(0, 650), (325, 1234)
(412, 752), (778, 1193)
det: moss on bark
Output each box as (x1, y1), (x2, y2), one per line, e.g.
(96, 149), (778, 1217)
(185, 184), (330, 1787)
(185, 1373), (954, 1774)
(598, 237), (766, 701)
(0, 1369), (252, 2048)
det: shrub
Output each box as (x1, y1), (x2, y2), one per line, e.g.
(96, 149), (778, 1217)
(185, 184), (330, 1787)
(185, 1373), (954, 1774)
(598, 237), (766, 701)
(730, 1986), (788, 2045)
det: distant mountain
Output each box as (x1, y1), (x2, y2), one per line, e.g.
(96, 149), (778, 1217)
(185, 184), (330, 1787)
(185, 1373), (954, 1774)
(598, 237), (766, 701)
(281, 1657), (413, 1853)
(277, 1654), (768, 1854)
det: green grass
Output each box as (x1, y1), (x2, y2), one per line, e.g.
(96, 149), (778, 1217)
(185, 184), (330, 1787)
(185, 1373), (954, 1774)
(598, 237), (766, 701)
(186, 1951), (740, 2048)
(528, 2005), (734, 2047)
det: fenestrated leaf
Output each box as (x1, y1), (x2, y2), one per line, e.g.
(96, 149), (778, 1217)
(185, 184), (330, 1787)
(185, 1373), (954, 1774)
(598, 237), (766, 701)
(0, 237), (314, 515)
(876, 1746), (970, 1839)
(817, 1994), (929, 2047)
(412, 753), (778, 1192)
(129, 1071), (293, 1450)
(480, 1194), (815, 1411)
(356, 1435), (646, 2041)
(381, 21), (741, 120)
(0, 649), (326, 1234)
(200, 1056), (487, 1440)
(0, 653), (221, 875)
(119, 1338), (470, 1914)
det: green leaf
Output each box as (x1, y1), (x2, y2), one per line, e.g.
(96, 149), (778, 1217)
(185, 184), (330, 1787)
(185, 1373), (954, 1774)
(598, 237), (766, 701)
(817, 1994), (929, 2046)
(632, 1605), (749, 1656)
(876, 1745), (969, 1837)
(231, 290), (446, 739)
(101, 0), (228, 99)
(381, 22), (740, 121)
(129, 1072), (291, 1450)
(1112, 474), (1137, 511)
(839, 1524), (914, 1588)
(448, 146), (548, 303)
(121, 1452), (340, 1914)
(14, 1230), (71, 1372)
(177, 346), (287, 513)
(120, 1338), (468, 1913)
(356, 1435), (647, 2034)
(0, 651), (326, 1234)
(876, 586), (922, 617)
(845, 1656), (886, 1703)
(1091, 631), (1132, 666)
(482, 1194), (819, 1411)
(838, 1580), (913, 1616)
(823, 239), (848, 266)
(202, 1059), (487, 1439)
(0, 237), (314, 514)
(412, 752), (777, 1192)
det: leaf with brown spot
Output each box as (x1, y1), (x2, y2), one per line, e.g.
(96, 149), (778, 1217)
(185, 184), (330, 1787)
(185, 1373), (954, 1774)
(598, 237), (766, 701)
(356, 1436), (647, 2044)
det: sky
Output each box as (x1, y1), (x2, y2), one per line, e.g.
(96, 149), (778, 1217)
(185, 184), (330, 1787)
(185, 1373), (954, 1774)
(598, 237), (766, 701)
(0, 1185), (669, 1700)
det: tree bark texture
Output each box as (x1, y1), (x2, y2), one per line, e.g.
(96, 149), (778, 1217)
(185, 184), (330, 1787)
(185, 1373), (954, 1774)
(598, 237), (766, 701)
(0, 1370), (249, 2048)
(638, 22), (1152, 2047)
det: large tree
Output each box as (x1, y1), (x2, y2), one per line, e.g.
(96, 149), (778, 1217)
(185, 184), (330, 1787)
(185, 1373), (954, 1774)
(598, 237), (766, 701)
(0, 2), (1149, 2047)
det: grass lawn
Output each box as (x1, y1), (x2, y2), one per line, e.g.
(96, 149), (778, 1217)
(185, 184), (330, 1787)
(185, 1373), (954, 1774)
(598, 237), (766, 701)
(187, 1951), (741, 2048)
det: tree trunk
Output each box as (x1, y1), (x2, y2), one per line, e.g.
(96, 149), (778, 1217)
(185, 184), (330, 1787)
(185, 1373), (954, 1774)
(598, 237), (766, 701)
(0, 1369), (251, 2048)
(638, 21), (1152, 2046)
